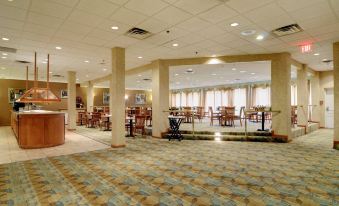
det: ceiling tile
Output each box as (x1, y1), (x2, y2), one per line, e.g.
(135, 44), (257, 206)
(81, 36), (107, 46)
(226, 0), (274, 13)
(177, 17), (211, 32)
(106, 0), (129, 5)
(31, 0), (73, 19)
(48, 0), (79, 7)
(0, 17), (24, 30)
(199, 5), (238, 24)
(68, 9), (104, 27)
(87, 29), (118, 41)
(153, 6), (192, 26)
(0, 4), (27, 21)
(97, 19), (131, 34)
(59, 21), (93, 35)
(277, 0), (325, 12)
(125, 0), (169, 16)
(289, 2), (332, 22)
(137, 18), (169, 34)
(244, 3), (287, 23)
(0, 0), (30, 9)
(27, 12), (64, 28)
(76, 0), (119, 17)
(174, 0), (221, 15)
(110, 8), (147, 26)
(177, 33), (205, 44)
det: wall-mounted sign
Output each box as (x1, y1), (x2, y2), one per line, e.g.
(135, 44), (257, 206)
(300, 44), (312, 53)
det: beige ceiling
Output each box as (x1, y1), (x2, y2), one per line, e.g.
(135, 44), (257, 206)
(0, 0), (338, 83)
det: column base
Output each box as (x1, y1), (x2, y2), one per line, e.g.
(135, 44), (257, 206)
(111, 144), (126, 148)
(334, 141), (339, 150)
(271, 131), (289, 143)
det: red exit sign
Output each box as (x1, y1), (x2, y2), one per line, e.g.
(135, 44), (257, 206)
(300, 44), (312, 53)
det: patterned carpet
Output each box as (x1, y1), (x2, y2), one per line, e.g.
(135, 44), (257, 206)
(0, 129), (338, 205)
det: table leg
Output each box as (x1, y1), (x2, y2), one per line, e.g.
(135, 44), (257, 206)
(129, 119), (134, 137)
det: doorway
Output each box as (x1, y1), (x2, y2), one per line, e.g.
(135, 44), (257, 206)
(325, 88), (334, 128)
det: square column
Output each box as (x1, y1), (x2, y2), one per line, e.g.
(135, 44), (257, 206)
(110, 47), (126, 147)
(271, 53), (292, 141)
(333, 42), (339, 149)
(310, 72), (320, 123)
(297, 65), (309, 131)
(87, 82), (94, 112)
(67, 71), (76, 130)
(152, 60), (169, 138)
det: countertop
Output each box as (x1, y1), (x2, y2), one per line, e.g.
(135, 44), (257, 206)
(14, 110), (65, 115)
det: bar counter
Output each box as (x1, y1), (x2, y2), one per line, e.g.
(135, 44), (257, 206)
(11, 110), (65, 149)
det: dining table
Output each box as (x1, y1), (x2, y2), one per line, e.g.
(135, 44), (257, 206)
(101, 114), (111, 131)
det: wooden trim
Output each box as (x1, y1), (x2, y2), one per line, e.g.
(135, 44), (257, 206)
(333, 141), (339, 150)
(111, 144), (126, 148)
(271, 131), (289, 142)
(67, 129), (76, 131)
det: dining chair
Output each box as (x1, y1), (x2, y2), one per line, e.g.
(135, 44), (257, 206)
(134, 115), (146, 136)
(209, 107), (221, 126)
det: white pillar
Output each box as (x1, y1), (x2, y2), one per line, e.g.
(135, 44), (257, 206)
(152, 60), (169, 138)
(333, 42), (339, 149)
(310, 72), (320, 123)
(271, 53), (292, 141)
(297, 65), (309, 132)
(67, 71), (76, 130)
(87, 81), (94, 112)
(110, 47), (126, 148)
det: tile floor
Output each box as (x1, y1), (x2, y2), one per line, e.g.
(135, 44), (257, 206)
(0, 126), (109, 164)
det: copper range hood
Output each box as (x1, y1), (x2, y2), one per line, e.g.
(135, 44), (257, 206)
(16, 52), (61, 103)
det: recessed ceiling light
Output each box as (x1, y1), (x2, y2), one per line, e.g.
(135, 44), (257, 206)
(55, 46), (62, 50)
(111, 26), (119, 30)
(314, 53), (320, 56)
(103, 68), (107, 71)
(241, 30), (256, 36)
(84, 60), (89, 63)
(172, 43), (179, 47)
(230, 22), (239, 27)
(256, 35), (264, 40)
(138, 56), (143, 59)
(251, 73), (256, 75)
(175, 73), (179, 76)
(137, 80), (140, 83)
(322, 58), (328, 61)
(232, 68), (236, 71)
(211, 73), (217, 76)
(2, 37), (9, 41)
(2, 53), (8, 56)
(1, 56), (7, 59)
(138, 74), (142, 77)
(49, 71), (53, 74)
(8, 0), (13, 2)
(76, 78), (79, 81)
(240, 70), (246, 73)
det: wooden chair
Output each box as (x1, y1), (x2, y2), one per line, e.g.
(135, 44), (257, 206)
(87, 112), (101, 128)
(291, 106), (297, 126)
(222, 107), (235, 127)
(209, 107), (221, 126)
(195, 107), (204, 122)
(134, 115), (146, 136)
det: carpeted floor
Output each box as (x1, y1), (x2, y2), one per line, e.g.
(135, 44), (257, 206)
(0, 129), (338, 205)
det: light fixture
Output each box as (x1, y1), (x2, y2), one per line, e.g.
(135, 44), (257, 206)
(125, 95), (128, 100)
(2, 37), (9, 41)
(111, 26), (119, 30)
(314, 53), (320, 56)
(241, 30), (256, 36)
(138, 74), (142, 77)
(55, 46), (62, 50)
(8, 0), (13, 2)
(42, 61), (47, 64)
(49, 71), (53, 74)
(251, 73), (255, 75)
(138, 56), (143, 59)
(256, 35), (264, 40)
(230, 22), (239, 27)
(86, 74), (89, 77)
(212, 73), (217, 76)
(172, 43), (179, 47)
(232, 68), (236, 71)
(1, 56), (7, 59)
(84, 60), (89, 63)
(137, 80), (140, 83)
(103, 68), (107, 71)
(2, 53), (8, 56)
(76, 78), (79, 81)
(240, 70), (246, 73)
(175, 73), (179, 76)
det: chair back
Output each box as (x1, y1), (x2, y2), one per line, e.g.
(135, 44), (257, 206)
(135, 115), (146, 127)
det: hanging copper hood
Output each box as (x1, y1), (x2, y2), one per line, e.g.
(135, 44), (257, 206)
(16, 52), (61, 103)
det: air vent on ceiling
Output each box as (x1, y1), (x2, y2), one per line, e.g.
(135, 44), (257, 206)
(272, 24), (303, 37)
(16, 60), (31, 64)
(0, 46), (17, 53)
(52, 74), (64, 78)
(322, 59), (333, 64)
(143, 78), (151, 81)
(125, 27), (152, 40)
